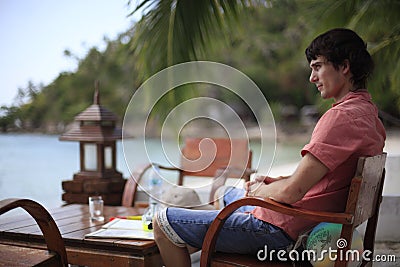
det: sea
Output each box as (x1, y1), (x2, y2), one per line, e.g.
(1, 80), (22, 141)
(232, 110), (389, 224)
(0, 133), (304, 210)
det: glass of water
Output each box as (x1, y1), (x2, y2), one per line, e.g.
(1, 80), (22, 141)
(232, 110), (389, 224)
(89, 196), (104, 221)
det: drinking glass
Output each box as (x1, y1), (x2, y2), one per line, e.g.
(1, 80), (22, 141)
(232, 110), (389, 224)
(89, 196), (104, 221)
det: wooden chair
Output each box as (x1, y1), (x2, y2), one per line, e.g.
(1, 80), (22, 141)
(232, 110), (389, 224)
(200, 153), (387, 267)
(122, 137), (255, 207)
(0, 198), (68, 267)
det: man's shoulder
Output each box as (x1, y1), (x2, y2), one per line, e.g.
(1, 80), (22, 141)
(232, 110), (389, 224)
(329, 92), (376, 118)
(333, 91), (373, 108)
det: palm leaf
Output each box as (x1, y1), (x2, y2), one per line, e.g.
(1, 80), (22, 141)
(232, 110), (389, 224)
(129, 0), (252, 79)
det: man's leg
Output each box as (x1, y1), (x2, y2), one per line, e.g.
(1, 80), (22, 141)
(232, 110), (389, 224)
(154, 208), (220, 266)
(153, 218), (192, 267)
(154, 204), (293, 265)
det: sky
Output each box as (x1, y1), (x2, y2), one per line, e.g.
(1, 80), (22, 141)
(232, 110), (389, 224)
(0, 0), (138, 107)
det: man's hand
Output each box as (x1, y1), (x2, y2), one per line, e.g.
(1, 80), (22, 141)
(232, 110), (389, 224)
(244, 153), (329, 204)
(245, 175), (281, 197)
(245, 181), (266, 197)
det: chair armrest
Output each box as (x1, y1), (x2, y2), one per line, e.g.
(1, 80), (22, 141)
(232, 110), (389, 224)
(0, 198), (68, 267)
(200, 197), (354, 267)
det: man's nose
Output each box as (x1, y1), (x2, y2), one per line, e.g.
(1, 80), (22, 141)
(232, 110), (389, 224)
(309, 71), (317, 83)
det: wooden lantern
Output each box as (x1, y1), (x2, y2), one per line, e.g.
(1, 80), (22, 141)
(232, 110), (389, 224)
(59, 83), (125, 205)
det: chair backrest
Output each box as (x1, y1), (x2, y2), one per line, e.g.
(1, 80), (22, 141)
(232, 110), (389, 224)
(121, 163), (152, 207)
(179, 137), (252, 182)
(179, 138), (254, 204)
(340, 153), (387, 265)
(346, 153), (387, 227)
(121, 138), (253, 207)
(0, 198), (68, 267)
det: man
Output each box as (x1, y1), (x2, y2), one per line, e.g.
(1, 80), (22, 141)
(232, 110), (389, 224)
(153, 28), (386, 267)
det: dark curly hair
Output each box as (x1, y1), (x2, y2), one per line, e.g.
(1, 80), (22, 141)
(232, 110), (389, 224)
(305, 28), (374, 90)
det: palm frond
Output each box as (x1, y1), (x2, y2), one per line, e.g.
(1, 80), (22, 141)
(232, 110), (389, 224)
(129, 0), (251, 79)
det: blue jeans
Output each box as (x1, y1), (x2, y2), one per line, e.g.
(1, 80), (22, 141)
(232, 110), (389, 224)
(156, 187), (293, 254)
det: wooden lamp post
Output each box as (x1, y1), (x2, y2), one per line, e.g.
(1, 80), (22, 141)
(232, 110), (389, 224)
(60, 82), (125, 205)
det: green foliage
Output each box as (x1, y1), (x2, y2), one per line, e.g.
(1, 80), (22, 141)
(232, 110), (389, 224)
(206, 3), (313, 107)
(128, 0), (253, 120)
(1, 0), (399, 131)
(130, 0), (247, 75)
(0, 106), (18, 132)
(128, 0), (400, 125)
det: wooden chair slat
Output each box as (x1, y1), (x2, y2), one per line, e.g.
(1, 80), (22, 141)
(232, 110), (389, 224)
(180, 138), (252, 178)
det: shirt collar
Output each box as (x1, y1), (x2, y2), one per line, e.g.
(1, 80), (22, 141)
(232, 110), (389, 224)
(332, 89), (371, 107)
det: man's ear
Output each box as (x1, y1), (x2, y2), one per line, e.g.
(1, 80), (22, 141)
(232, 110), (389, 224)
(341, 59), (351, 74)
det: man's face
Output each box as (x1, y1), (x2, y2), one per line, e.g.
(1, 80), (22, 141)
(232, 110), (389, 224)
(309, 56), (349, 102)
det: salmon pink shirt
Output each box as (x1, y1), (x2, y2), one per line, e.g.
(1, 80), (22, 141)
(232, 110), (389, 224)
(251, 90), (386, 240)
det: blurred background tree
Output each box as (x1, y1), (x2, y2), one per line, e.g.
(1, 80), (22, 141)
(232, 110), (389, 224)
(129, 0), (400, 125)
(1, 0), (399, 132)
